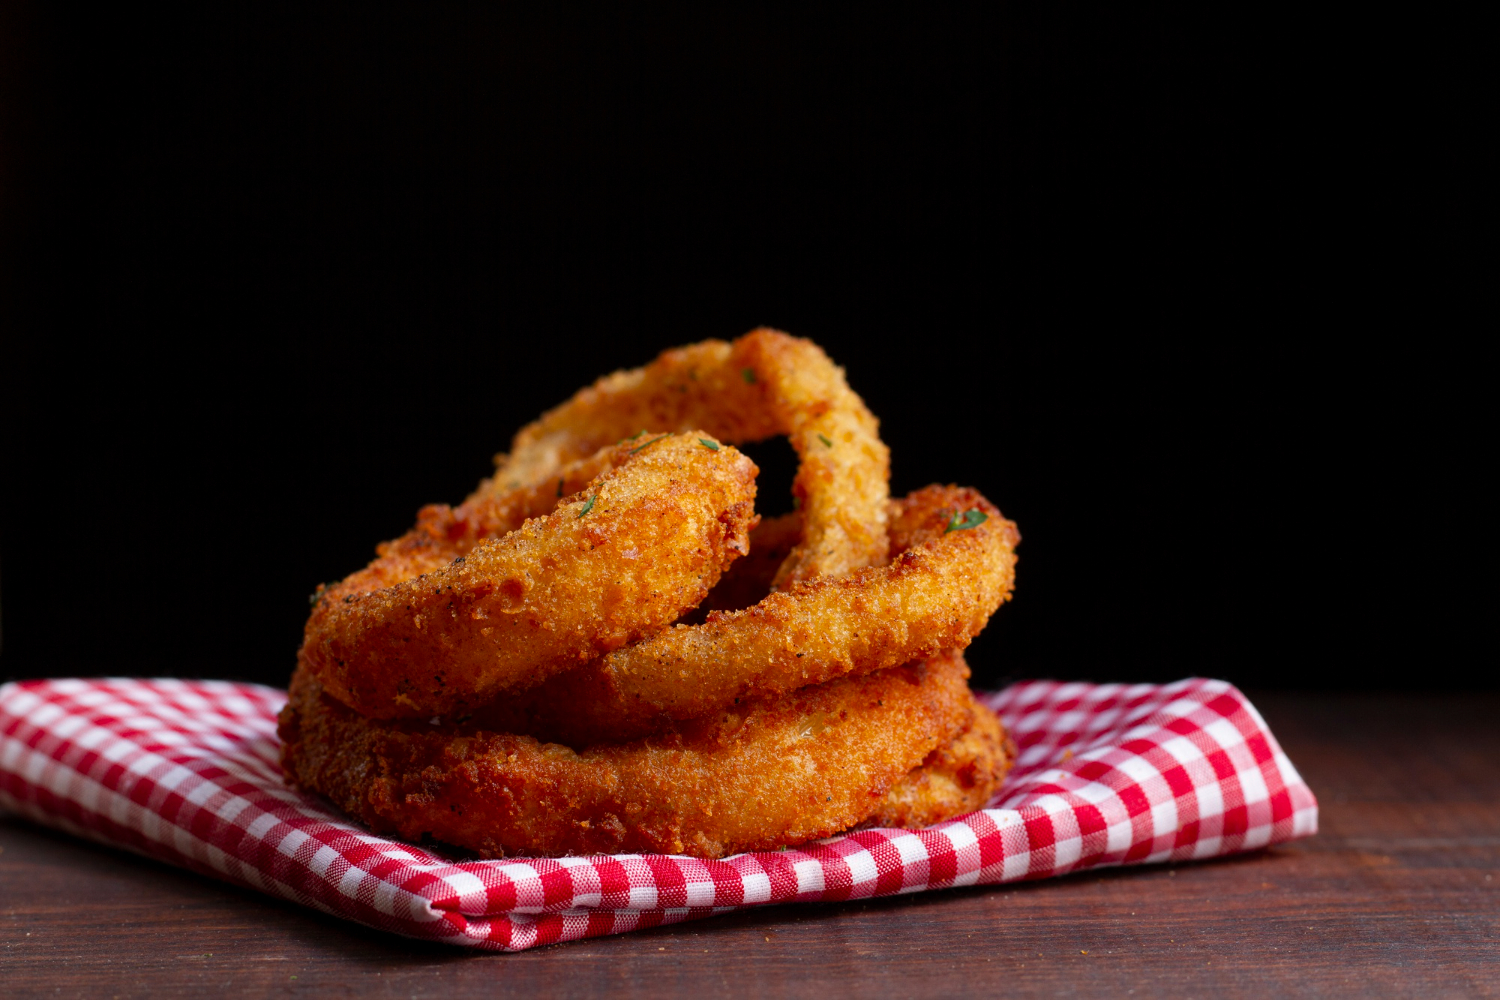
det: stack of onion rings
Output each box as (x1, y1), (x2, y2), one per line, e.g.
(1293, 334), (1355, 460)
(281, 329), (1020, 859)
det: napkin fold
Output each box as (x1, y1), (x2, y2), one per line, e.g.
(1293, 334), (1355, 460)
(0, 676), (1316, 951)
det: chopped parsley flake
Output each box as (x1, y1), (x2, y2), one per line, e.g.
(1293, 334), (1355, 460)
(629, 433), (670, 454)
(817, 433), (833, 448)
(698, 438), (720, 451)
(741, 368), (756, 383)
(576, 494), (598, 518)
(945, 509), (988, 533)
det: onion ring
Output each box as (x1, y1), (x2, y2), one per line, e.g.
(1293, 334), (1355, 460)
(283, 330), (1022, 860)
(472, 484), (1018, 746)
(310, 444), (627, 605)
(862, 695), (1014, 831)
(485, 328), (891, 586)
(300, 433), (759, 719)
(279, 649), (997, 859)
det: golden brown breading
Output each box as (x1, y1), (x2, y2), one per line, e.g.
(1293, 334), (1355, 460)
(279, 650), (986, 859)
(683, 511), (803, 619)
(472, 485), (1018, 746)
(300, 433), (758, 719)
(315, 445), (626, 603)
(863, 696), (1015, 831)
(484, 329), (891, 586)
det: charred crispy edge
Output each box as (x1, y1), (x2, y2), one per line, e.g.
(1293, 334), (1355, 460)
(298, 433), (758, 719)
(279, 651), (977, 860)
(472, 484), (1018, 746)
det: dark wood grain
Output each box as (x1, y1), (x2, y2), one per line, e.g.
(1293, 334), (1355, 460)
(3, 693), (1497, 999)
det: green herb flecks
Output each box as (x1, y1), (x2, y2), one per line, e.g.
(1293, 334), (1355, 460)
(817, 433), (833, 448)
(576, 494), (598, 518)
(556, 477), (565, 497)
(619, 429), (649, 444)
(741, 367), (757, 383)
(630, 433), (670, 454)
(698, 438), (720, 451)
(945, 509), (988, 533)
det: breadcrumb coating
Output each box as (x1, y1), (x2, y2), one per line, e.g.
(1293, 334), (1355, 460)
(487, 329), (890, 585)
(279, 650), (998, 859)
(300, 433), (758, 719)
(473, 485), (1018, 746)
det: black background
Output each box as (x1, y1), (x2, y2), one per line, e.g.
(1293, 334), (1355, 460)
(1, 5), (1487, 692)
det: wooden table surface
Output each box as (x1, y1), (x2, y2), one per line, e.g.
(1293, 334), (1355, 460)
(3, 692), (1497, 998)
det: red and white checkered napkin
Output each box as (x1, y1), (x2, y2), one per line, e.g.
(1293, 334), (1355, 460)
(0, 677), (1316, 951)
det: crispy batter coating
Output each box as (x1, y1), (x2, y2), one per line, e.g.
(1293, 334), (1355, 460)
(863, 696), (1015, 830)
(682, 511), (803, 620)
(279, 650), (989, 859)
(300, 434), (759, 719)
(314, 445), (626, 603)
(472, 485), (1019, 746)
(485, 329), (891, 585)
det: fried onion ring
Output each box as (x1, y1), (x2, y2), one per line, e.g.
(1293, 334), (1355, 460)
(279, 649), (999, 859)
(310, 444), (627, 605)
(301, 433), (759, 719)
(282, 330), (1023, 860)
(862, 695), (1014, 831)
(485, 329), (891, 586)
(472, 484), (1018, 746)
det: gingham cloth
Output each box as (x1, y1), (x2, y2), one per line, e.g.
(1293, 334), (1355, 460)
(0, 676), (1316, 951)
